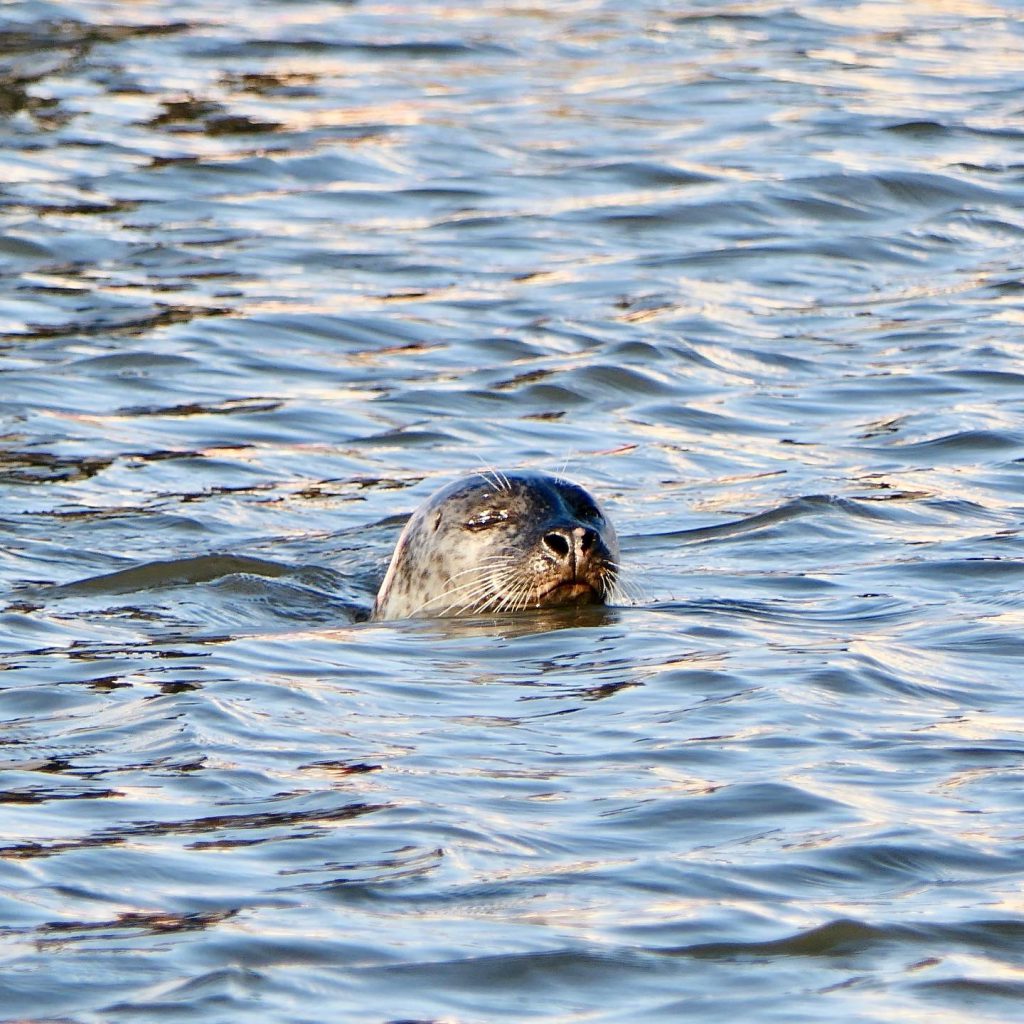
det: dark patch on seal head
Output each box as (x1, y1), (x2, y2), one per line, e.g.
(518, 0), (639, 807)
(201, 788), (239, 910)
(372, 471), (620, 620)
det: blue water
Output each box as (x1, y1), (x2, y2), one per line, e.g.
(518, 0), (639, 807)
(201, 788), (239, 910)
(2, 1), (1024, 1021)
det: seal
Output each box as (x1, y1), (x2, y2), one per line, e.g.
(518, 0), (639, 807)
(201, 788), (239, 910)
(372, 470), (619, 620)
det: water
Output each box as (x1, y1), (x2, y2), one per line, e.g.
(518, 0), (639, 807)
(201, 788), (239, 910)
(2, 0), (1024, 1020)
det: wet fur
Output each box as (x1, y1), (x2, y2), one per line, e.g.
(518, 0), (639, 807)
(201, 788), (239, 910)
(373, 471), (620, 620)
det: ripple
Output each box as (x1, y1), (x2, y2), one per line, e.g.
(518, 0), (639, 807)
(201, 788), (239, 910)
(3, 1), (1024, 1021)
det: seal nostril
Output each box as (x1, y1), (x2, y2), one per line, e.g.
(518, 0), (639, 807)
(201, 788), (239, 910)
(543, 531), (570, 560)
(579, 528), (596, 553)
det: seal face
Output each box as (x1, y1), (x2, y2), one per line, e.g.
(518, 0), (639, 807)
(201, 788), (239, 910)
(372, 471), (619, 620)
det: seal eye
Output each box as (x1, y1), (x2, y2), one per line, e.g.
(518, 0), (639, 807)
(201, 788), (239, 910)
(576, 502), (601, 521)
(465, 509), (508, 530)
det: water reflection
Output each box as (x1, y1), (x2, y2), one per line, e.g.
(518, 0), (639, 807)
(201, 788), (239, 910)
(381, 602), (623, 641)
(3, 0), (1024, 1021)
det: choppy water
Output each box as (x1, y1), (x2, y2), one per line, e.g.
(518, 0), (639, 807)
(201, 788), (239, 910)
(3, 1), (1024, 1020)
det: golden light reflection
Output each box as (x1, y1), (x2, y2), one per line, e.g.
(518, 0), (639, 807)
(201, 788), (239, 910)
(986, 890), (1024, 916)
(814, 0), (1013, 30)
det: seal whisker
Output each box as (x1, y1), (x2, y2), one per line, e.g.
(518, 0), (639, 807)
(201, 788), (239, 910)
(556, 450), (578, 480)
(603, 570), (641, 607)
(424, 570), (513, 617)
(445, 555), (518, 578)
(430, 559), (529, 618)
(593, 557), (641, 605)
(602, 576), (624, 605)
(490, 576), (524, 615)
(478, 586), (511, 615)
(505, 571), (538, 613)
(432, 586), (497, 619)
(603, 560), (644, 605)
(461, 578), (510, 617)
(473, 459), (513, 494)
(488, 566), (534, 614)
(480, 566), (533, 615)
(487, 565), (532, 610)
(443, 556), (518, 584)
(402, 574), (499, 619)
(475, 469), (502, 494)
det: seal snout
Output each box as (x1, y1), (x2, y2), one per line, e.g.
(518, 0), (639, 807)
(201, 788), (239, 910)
(542, 525), (600, 568)
(538, 522), (612, 606)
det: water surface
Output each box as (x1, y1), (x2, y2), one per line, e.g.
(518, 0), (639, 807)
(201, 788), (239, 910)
(2, 1), (1024, 1021)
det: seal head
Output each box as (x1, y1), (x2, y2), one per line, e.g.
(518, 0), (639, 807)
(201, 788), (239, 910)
(372, 471), (619, 620)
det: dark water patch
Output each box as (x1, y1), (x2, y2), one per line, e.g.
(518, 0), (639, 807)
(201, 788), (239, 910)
(572, 364), (675, 398)
(0, 785), (121, 805)
(669, 915), (1024, 969)
(0, 800), (386, 860)
(827, 840), (1019, 883)
(772, 193), (881, 223)
(913, 976), (1024, 1002)
(883, 120), (951, 139)
(590, 198), (769, 233)
(943, 368), (1024, 387)
(3, 198), (131, 217)
(116, 398), (284, 418)
(68, 351), (199, 373)
(924, 627), (1024, 661)
(8, 303), (228, 342)
(604, 782), (840, 829)
(203, 573), (368, 628)
(636, 495), (871, 548)
(1, 449), (116, 485)
(350, 427), (463, 449)
(220, 313), (444, 353)
(42, 555), (300, 597)
(892, 558), (1024, 582)
(221, 70), (320, 97)
(674, 918), (900, 960)
(149, 96), (224, 127)
(822, 378), (969, 407)
(35, 908), (238, 944)
(863, 170), (999, 210)
(284, 844), (442, 888)
(863, 429), (1024, 462)
(0, 16), (188, 123)
(27, 559), (367, 634)
(670, 7), (818, 30)
(220, 37), (511, 59)
(632, 402), (778, 437)
(0, 446), (266, 492)
(148, 97), (284, 137)
(0, 234), (55, 263)
(582, 160), (718, 188)
(374, 949), (659, 995)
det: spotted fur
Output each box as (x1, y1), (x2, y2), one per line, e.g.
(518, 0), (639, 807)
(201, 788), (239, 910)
(372, 471), (619, 620)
